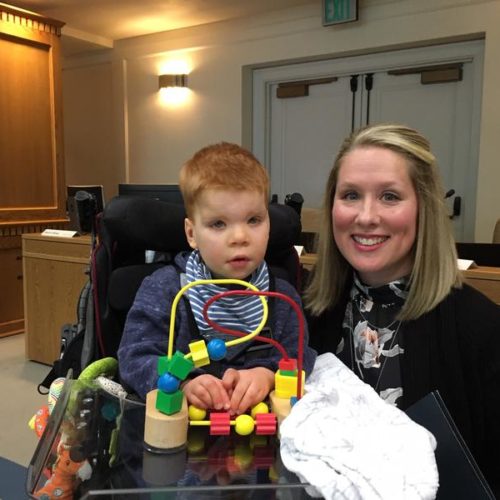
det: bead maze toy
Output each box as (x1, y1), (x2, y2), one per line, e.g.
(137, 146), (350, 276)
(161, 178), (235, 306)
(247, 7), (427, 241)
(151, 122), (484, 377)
(144, 278), (306, 451)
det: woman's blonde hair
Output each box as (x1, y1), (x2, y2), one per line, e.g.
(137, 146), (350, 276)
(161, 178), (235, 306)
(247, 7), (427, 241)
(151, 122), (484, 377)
(179, 142), (269, 218)
(304, 123), (461, 320)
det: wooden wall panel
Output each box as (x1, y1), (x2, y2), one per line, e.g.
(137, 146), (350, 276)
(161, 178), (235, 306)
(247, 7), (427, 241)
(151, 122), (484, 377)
(0, 37), (53, 207)
(0, 4), (66, 225)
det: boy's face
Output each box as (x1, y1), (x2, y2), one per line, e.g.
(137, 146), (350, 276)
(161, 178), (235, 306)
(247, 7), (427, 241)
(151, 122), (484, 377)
(185, 188), (270, 279)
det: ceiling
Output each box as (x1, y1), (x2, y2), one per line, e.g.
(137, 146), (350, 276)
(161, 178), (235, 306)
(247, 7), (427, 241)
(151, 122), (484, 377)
(6, 0), (317, 56)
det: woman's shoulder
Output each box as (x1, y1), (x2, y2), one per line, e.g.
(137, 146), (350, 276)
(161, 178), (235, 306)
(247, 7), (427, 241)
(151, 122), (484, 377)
(449, 283), (499, 311)
(444, 283), (500, 335)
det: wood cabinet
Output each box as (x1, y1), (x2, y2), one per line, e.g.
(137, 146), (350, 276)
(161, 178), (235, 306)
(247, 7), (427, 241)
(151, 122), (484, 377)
(0, 236), (24, 337)
(23, 234), (91, 365)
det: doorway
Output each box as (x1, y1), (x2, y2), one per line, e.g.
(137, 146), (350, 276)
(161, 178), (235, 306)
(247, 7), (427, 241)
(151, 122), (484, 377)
(252, 40), (484, 241)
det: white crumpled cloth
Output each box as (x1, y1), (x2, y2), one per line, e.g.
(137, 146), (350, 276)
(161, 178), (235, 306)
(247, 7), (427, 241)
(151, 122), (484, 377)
(279, 353), (439, 500)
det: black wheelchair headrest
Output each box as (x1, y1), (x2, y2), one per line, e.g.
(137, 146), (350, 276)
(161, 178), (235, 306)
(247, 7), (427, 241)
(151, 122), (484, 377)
(101, 196), (301, 254)
(101, 195), (190, 252)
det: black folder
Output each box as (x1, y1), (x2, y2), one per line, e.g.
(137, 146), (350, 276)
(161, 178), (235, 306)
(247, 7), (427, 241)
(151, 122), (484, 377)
(405, 391), (495, 500)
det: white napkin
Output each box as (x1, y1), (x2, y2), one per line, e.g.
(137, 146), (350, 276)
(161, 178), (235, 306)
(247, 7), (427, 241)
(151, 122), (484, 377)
(280, 353), (439, 500)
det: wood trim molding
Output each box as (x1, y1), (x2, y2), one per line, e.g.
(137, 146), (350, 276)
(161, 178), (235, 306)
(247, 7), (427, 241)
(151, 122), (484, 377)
(277, 77), (338, 98)
(0, 3), (64, 35)
(23, 251), (90, 265)
(0, 221), (70, 236)
(388, 63), (463, 84)
(0, 318), (24, 338)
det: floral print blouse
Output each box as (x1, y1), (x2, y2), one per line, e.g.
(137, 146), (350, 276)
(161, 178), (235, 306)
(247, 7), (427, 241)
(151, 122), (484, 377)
(336, 273), (409, 407)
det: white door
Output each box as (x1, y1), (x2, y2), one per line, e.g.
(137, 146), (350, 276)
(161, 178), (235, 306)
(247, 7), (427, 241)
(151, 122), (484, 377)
(252, 40), (484, 241)
(268, 76), (352, 210)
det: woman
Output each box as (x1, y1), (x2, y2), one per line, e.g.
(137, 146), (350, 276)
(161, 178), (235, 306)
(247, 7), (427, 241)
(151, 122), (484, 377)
(304, 123), (500, 493)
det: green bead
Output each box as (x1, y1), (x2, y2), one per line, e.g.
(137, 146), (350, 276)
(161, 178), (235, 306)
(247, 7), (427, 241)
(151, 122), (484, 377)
(158, 351), (194, 381)
(156, 389), (184, 415)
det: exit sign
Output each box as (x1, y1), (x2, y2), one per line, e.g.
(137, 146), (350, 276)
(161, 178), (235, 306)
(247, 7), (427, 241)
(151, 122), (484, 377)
(322, 0), (358, 26)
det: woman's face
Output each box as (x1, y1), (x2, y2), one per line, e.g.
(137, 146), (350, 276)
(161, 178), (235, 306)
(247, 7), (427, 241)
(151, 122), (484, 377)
(332, 146), (418, 286)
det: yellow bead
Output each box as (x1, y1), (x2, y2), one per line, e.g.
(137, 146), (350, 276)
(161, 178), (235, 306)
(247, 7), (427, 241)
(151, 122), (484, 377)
(188, 340), (210, 368)
(275, 370), (305, 399)
(234, 414), (255, 436)
(250, 401), (269, 418)
(188, 405), (207, 421)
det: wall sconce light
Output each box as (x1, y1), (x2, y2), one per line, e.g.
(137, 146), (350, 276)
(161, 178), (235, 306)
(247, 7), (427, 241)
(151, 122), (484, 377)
(159, 74), (188, 89)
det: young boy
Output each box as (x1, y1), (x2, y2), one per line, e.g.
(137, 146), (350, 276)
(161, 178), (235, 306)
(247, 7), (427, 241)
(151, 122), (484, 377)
(118, 142), (316, 415)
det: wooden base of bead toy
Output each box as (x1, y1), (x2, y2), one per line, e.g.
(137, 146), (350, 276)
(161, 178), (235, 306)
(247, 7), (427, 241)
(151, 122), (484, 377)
(268, 390), (292, 430)
(144, 389), (189, 451)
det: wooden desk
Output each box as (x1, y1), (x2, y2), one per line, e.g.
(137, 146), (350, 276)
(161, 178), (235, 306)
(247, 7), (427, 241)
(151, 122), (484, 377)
(299, 253), (500, 305)
(22, 233), (91, 364)
(463, 266), (500, 304)
(299, 253), (317, 271)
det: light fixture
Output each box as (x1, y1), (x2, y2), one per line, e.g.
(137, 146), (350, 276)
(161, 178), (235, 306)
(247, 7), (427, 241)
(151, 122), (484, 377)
(159, 74), (188, 89)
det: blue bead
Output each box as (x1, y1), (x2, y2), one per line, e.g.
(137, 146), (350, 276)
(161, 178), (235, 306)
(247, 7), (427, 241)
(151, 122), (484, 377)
(207, 338), (227, 361)
(157, 373), (180, 393)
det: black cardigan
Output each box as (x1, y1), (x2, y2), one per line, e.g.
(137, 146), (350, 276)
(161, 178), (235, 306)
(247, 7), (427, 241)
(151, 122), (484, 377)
(307, 284), (500, 495)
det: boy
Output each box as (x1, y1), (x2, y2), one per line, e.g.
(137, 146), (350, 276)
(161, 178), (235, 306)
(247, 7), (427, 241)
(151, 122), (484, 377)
(118, 142), (316, 415)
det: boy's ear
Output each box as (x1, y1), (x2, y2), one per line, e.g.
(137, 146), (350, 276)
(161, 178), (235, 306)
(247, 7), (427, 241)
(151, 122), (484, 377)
(184, 218), (197, 249)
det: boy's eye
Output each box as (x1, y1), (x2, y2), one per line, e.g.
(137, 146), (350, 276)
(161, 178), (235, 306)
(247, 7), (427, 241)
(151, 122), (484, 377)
(248, 216), (262, 225)
(210, 220), (225, 229)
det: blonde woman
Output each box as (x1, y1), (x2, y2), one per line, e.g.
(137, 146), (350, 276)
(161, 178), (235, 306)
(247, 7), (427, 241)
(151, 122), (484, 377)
(305, 124), (500, 494)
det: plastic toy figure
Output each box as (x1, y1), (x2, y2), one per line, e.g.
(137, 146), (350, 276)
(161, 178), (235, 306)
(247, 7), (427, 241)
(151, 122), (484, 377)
(34, 446), (91, 500)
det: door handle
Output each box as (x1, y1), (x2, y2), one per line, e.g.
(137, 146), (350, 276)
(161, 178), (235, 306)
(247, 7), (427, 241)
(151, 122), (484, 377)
(452, 196), (461, 219)
(445, 189), (461, 219)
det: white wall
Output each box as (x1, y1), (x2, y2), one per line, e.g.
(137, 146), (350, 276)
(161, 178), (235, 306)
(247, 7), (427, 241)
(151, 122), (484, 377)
(62, 0), (500, 241)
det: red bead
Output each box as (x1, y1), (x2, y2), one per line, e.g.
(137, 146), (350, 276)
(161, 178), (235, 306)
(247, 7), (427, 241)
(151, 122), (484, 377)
(279, 358), (297, 372)
(255, 413), (277, 435)
(209, 412), (231, 435)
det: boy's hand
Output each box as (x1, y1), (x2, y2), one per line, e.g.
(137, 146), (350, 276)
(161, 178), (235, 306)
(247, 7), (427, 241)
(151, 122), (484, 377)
(222, 367), (274, 415)
(182, 374), (230, 411)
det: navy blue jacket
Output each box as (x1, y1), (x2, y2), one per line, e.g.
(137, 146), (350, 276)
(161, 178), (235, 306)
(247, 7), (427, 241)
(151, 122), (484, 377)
(118, 252), (316, 400)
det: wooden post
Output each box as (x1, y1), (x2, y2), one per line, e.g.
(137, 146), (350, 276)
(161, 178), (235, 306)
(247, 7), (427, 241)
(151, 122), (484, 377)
(144, 390), (189, 451)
